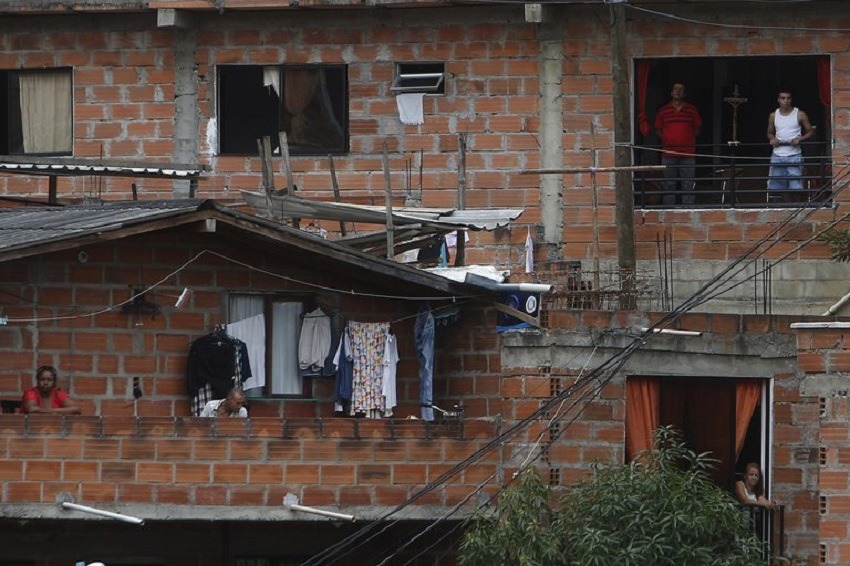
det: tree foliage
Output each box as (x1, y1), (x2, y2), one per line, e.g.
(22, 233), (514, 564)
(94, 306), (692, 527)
(459, 427), (765, 566)
(819, 227), (850, 263)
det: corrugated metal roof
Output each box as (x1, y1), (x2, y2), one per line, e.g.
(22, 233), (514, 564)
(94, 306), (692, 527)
(0, 156), (203, 179)
(0, 199), (502, 297)
(240, 190), (523, 231)
(0, 200), (206, 253)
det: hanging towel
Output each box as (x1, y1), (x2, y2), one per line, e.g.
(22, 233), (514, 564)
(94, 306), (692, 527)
(525, 227), (534, 273)
(396, 93), (425, 126)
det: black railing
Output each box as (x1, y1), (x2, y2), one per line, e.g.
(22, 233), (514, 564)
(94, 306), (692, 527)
(633, 142), (832, 208)
(740, 504), (786, 563)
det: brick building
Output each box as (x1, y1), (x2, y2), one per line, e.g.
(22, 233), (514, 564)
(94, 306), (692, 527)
(1, 0), (850, 564)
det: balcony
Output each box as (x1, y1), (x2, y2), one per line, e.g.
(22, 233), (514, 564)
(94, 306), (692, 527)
(740, 504), (787, 563)
(632, 142), (832, 209)
(0, 414), (500, 518)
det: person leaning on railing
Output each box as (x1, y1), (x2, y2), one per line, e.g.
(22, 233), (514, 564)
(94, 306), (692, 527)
(734, 462), (779, 509)
(21, 365), (81, 415)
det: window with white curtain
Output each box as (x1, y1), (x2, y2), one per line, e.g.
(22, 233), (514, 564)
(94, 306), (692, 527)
(1, 68), (73, 155)
(228, 293), (307, 397)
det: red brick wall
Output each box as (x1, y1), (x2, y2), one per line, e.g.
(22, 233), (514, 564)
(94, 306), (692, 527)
(0, 231), (500, 421)
(1, 6), (848, 272)
(795, 325), (850, 565)
(501, 311), (823, 560)
(0, 413), (498, 508)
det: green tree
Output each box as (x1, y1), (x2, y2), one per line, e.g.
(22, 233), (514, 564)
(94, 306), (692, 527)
(460, 427), (764, 566)
(819, 227), (850, 263)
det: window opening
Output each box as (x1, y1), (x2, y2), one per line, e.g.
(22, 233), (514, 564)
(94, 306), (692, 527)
(218, 64), (348, 156)
(228, 293), (312, 398)
(632, 55), (830, 209)
(0, 68), (72, 155)
(391, 62), (445, 94)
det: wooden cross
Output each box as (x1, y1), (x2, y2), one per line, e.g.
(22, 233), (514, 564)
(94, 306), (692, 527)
(723, 84), (748, 143)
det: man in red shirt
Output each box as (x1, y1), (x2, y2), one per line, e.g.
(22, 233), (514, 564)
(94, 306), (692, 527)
(654, 82), (702, 206)
(21, 365), (81, 414)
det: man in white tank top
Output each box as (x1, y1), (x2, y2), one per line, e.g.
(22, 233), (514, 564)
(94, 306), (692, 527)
(767, 90), (813, 194)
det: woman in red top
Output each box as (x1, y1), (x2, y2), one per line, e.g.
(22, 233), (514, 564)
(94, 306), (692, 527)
(21, 365), (81, 414)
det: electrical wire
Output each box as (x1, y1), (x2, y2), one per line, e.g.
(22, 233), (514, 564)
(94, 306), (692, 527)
(306, 164), (850, 564)
(619, 142), (844, 163)
(3, 249), (475, 324)
(626, 3), (850, 33)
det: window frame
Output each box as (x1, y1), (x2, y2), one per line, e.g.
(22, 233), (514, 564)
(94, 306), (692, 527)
(391, 62), (446, 94)
(0, 67), (73, 156)
(228, 292), (316, 400)
(216, 63), (349, 157)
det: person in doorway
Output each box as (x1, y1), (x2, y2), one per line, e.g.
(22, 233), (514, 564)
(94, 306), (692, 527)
(734, 462), (777, 509)
(767, 89), (814, 197)
(200, 386), (248, 418)
(21, 365), (81, 415)
(654, 82), (702, 206)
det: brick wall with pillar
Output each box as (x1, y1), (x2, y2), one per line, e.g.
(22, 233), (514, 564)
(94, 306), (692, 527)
(794, 321), (850, 565)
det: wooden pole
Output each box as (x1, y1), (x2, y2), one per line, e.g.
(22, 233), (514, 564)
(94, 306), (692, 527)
(590, 123), (601, 304)
(455, 132), (467, 267)
(257, 137), (274, 219)
(277, 131), (299, 229)
(278, 131), (295, 196)
(48, 175), (57, 204)
(611, 0), (636, 309)
(327, 155), (347, 237)
(382, 142), (395, 260)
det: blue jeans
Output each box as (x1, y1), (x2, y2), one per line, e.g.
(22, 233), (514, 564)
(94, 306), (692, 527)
(415, 306), (435, 421)
(661, 156), (696, 205)
(768, 153), (803, 191)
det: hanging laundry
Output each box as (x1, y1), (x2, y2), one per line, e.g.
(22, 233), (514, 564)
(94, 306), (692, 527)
(187, 327), (251, 415)
(299, 307), (332, 373)
(348, 320), (390, 418)
(414, 305), (435, 421)
(226, 313), (266, 391)
(382, 330), (399, 417)
(332, 325), (353, 414)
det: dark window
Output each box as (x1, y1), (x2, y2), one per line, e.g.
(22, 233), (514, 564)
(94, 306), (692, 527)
(0, 68), (73, 156)
(391, 62), (445, 94)
(218, 64), (348, 156)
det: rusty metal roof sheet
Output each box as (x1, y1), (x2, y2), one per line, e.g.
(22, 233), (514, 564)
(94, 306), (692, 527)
(240, 190), (523, 231)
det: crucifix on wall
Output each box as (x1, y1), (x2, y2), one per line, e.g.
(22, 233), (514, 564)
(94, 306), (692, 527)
(723, 84), (748, 143)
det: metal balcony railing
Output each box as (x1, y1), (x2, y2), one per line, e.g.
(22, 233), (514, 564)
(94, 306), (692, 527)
(740, 503), (786, 563)
(632, 142), (833, 209)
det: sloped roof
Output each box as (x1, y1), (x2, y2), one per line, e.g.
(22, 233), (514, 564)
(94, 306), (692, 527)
(0, 199), (490, 296)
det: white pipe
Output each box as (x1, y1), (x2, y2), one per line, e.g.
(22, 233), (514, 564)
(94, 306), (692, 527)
(61, 501), (144, 525)
(823, 288), (850, 316)
(288, 503), (356, 522)
(640, 327), (702, 337)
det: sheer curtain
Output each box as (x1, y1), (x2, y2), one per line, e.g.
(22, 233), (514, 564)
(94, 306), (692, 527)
(19, 71), (72, 154)
(229, 295), (266, 395)
(271, 301), (303, 395)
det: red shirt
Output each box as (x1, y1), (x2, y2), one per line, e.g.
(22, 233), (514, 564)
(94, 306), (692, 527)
(654, 101), (702, 156)
(22, 386), (68, 409)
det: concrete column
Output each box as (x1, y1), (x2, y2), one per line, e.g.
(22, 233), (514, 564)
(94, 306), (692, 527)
(538, 18), (563, 247)
(172, 28), (199, 198)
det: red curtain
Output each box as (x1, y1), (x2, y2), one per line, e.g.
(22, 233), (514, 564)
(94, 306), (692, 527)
(735, 380), (761, 460)
(817, 58), (831, 108)
(625, 377), (660, 460)
(636, 61), (652, 137)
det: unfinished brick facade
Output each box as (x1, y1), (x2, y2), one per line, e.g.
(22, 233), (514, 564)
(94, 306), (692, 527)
(1, 1), (850, 564)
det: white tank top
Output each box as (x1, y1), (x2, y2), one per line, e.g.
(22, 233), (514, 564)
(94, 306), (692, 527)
(773, 107), (801, 157)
